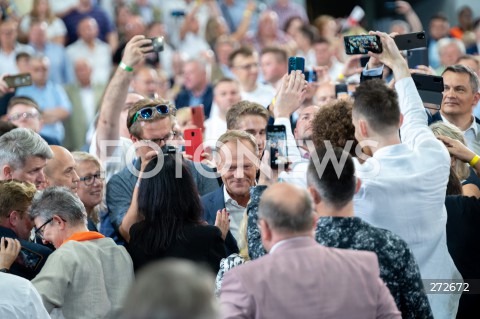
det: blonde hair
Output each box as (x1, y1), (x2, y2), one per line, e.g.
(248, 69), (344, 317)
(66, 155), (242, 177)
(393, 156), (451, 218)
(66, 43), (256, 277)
(430, 122), (470, 180)
(216, 130), (259, 156)
(237, 212), (250, 260)
(0, 180), (37, 219)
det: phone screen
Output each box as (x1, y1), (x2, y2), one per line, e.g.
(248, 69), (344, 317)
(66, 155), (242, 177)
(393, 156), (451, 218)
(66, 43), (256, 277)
(267, 125), (288, 169)
(4, 73), (32, 88)
(344, 35), (383, 55)
(15, 247), (43, 271)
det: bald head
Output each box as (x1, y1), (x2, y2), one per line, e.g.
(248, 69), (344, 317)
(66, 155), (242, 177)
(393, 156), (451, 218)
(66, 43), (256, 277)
(259, 183), (314, 235)
(45, 146), (79, 193)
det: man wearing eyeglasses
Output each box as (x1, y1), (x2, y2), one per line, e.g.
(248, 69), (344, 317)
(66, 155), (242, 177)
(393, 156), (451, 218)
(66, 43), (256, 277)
(107, 98), (220, 241)
(5, 96), (61, 145)
(0, 180), (52, 280)
(30, 186), (134, 318)
(229, 46), (276, 108)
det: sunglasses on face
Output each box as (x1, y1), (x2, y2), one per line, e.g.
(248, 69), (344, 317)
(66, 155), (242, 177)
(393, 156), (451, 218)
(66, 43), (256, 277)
(130, 104), (170, 126)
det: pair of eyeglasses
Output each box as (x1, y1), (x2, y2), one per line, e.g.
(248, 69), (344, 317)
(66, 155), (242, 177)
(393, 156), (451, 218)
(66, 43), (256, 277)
(79, 172), (105, 186)
(8, 112), (40, 121)
(34, 218), (53, 240)
(141, 132), (174, 146)
(130, 104), (170, 126)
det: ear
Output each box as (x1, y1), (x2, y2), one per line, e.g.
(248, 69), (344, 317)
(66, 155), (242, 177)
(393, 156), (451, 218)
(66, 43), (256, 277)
(130, 134), (139, 143)
(358, 119), (369, 139)
(450, 156), (456, 168)
(259, 219), (272, 242)
(398, 113), (404, 128)
(52, 215), (67, 230)
(2, 165), (13, 179)
(473, 92), (480, 106)
(354, 177), (362, 194)
(308, 186), (321, 204)
(8, 210), (19, 227)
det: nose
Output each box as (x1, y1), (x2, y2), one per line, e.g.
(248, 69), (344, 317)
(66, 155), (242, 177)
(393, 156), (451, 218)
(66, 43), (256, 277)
(233, 167), (245, 179)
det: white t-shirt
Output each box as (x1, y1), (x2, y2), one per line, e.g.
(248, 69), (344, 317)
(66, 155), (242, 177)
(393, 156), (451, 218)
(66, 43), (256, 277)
(241, 83), (276, 108)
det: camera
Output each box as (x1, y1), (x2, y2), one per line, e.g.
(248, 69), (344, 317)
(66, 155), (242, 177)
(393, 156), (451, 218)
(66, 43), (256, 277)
(142, 36), (164, 54)
(417, 33), (425, 40)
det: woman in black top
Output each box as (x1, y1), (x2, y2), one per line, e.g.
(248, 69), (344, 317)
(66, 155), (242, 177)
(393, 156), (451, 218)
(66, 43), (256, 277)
(128, 155), (226, 273)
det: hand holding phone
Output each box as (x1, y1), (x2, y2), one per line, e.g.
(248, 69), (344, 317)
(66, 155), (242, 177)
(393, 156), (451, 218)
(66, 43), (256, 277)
(4, 73), (32, 88)
(184, 128), (204, 162)
(288, 57), (305, 74)
(142, 36), (164, 54)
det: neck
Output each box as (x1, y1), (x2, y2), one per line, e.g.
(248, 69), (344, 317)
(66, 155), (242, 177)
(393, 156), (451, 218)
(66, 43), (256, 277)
(218, 110), (227, 121)
(242, 81), (257, 92)
(1, 43), (14, 52)
(441, 112), (474, 131)
(367, 133), (401, 155)
(85, 39), (95, 48)
(192, 84), (206, 97)
(80, 80), (91, 87)
(315, 201), (354, 217)
(228, 190), (250, 207)
(266, 231), (312, 252)
(64, 224), (90, 240)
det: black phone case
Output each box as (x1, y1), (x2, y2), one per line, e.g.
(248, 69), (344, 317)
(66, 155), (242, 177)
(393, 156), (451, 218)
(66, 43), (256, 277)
(394, 32), (427, 51)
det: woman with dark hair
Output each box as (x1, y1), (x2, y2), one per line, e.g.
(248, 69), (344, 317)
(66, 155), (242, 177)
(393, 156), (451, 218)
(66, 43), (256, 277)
(128, 155), (227, 273)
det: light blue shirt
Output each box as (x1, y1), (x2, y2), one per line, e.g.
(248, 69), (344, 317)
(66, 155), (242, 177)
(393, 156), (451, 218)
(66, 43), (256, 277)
(16, 82), (72, 142)
(31, 42), (75, 85)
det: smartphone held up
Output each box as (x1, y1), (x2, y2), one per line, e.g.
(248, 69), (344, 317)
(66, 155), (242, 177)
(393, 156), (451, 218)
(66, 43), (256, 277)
(344, 35), (383, 55)
(266, 125), (289, 169)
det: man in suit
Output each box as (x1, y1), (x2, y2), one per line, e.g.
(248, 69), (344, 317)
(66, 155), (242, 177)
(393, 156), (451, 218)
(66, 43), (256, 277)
(174, 59), (213, 118)
(64, 59), (105, 151)
(201, 130), (259, 255)
(220, 182), (401, 319)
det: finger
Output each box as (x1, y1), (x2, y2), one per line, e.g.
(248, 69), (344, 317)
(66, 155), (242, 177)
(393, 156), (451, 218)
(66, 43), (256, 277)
(293, 71), (304, 92)
(0, 237), (4, 250)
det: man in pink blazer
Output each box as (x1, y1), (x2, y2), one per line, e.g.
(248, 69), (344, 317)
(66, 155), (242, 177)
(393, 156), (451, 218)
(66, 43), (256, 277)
(220, 182), (401, 319)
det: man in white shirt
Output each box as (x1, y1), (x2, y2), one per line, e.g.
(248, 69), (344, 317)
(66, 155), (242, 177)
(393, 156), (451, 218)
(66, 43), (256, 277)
(352, 32), (462, 319)
(204, 78), (242, 146)
(0, 20), (34, 75)
(229, 46), (276, 107)
(437, 64), (480, 154)
(66, 17), (112, 85)
(312, 37), (344, 82)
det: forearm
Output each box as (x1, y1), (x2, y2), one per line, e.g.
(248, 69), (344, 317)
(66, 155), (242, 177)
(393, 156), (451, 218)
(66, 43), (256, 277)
(404, 10), (423, 33)
(41, 108), (70, 123)
(107, 32), (119, 52)
(96, 67), (133, 156)
(118, 183), (140, 242)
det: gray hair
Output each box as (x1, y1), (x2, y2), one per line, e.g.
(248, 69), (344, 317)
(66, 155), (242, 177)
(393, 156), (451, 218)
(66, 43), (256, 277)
(442, 64), (480, 93)
(0, 128), (53, 170)
(258, 187), (313, 234)
(437, 38), (466, 57)
(120, 259), (219, 319)
(29, 186), (87, 226)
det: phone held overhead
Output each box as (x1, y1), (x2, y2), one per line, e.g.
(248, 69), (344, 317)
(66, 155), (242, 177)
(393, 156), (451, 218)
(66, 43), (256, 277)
(344, 35), (383, 55)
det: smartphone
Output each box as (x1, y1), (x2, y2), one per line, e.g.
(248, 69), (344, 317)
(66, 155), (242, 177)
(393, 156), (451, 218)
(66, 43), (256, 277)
(335, 83), (349, 99)
(407, 48), (429, 69)
(191, 105), (205, 131)
(16, 246), (43, 271)
(142, 36), (164, 54)
(4, 73), (32, 88)
(266, 125), (288, 169)
(344, 35), (383, 55)
(305, 69), (317, 83)
(394, 31), (427, 51)
(288, 56), (305, 74)
(184, 128), (204, 162)
(171, 10), (186, 17)
(411, 73), (444, 106)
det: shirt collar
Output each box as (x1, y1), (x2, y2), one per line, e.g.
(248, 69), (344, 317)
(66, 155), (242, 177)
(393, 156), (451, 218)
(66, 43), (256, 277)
(269, 236), (311, 254)
(441, 114), (479, 135)
(223, 185), (239, 206)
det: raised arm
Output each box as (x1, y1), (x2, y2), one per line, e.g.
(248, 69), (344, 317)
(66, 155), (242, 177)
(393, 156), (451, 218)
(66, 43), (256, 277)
(96, 35), (152, 159)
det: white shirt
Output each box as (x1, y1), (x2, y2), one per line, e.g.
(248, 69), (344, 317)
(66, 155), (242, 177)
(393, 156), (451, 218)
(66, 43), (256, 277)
(80, 87), (96, 125)
(177, 32), (210, 59)
(0, 43), (34, 75)
(0, 273), (50, 319)
(241, 83), (276, 108)
(66, 39), (112, 85)
(441, 114), (480, 156)
(223, 186), (246, 242)
(354, 77), (462, 319)
(203, 114), (227, 148)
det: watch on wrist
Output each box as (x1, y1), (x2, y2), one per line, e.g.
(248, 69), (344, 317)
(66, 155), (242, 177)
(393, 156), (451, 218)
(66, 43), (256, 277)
(0, 268), (9, 273)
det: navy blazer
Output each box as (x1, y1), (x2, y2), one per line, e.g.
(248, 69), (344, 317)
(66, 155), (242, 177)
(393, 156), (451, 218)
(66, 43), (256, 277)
(201, 187), (239, 256)
(466, 44), (479, 55)
(174, 85), (213, 118)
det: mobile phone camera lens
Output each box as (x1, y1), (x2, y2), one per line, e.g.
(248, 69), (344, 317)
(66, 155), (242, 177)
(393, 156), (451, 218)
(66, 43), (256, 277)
(417, 33), (425, 39)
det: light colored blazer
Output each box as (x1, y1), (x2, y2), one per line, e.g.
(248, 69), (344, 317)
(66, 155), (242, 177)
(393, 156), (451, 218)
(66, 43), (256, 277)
(220, 237), (401, 319)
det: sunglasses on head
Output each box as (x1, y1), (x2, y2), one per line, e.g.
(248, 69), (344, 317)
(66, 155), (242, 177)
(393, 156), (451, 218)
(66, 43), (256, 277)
(130, 104), (170, 126)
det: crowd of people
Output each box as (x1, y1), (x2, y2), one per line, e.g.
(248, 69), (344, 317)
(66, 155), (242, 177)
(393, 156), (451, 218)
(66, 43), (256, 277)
(0, 0), (480, 318)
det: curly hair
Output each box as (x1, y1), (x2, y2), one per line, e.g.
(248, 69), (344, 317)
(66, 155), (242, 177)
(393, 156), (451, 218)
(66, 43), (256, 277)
(312, 100), (357, 157)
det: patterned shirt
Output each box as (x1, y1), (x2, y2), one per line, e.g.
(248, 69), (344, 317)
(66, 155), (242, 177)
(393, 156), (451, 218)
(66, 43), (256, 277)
(246, 186), (433, 319)
(215, 253), (248, 297)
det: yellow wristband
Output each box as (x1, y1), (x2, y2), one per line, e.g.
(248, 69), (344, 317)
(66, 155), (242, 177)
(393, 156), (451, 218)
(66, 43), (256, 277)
(119, 61), (133, 72)
(469, 155), (480, 167)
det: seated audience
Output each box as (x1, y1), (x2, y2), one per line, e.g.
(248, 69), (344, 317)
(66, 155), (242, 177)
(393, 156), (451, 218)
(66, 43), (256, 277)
(30, 186), (134, 317)
(127, 155), (227, 272)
